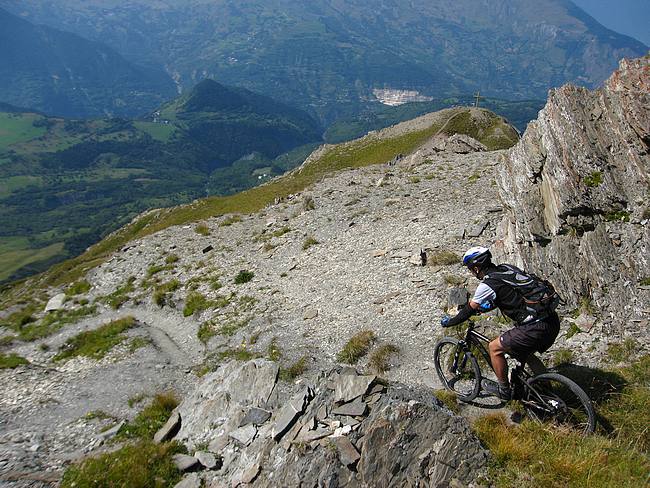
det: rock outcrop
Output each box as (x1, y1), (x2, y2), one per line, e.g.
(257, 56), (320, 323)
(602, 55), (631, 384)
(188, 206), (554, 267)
(495, 56), (650, 329)
(169, 360), (488, 487)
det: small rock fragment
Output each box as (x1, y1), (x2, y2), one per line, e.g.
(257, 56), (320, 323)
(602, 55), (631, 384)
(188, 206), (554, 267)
(332, 399), (367, 417)
(174, 473), (201, 488)
(303, 308), (318, 320)
(229, 424), (257, 446)
(239, 407), (271, 427)
(334, 437), (360, 466)
(45, 293), (66, 312)
(202, 245), (214, 254)
(195, 451), (218, 470)
(334, 375), (376, 403)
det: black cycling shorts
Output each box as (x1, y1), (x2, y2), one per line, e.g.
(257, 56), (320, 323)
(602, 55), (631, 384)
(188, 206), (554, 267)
(499, 312), (561, 359)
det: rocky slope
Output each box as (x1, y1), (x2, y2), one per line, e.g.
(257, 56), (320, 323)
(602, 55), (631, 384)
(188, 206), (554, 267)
(0, 58), (649, 486)
(495, 55), (650, 337)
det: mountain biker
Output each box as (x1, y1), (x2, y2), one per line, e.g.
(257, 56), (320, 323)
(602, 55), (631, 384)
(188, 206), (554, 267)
(439, 246), (561, 400)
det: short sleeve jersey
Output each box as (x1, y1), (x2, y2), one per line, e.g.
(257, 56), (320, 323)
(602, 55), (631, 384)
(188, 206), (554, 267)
(472, 282), (497, 307)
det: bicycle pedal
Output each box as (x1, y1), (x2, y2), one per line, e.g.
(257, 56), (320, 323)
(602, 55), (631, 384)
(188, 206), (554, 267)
(481, 378), (498, 390)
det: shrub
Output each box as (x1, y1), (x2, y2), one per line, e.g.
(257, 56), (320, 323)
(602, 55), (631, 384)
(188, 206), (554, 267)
(197, 322), (216, 344)
(604, 210), (630, 222)
(267, 338), (282, 362)
(302, 236), (319, 250)
(336, 330), (376, 364)
(234, 270), (254, 284)
(272, 226), (292, 238)
(54, 316), (136, 362)
(183, 292), (211, 317)
(195, 223), (210, 235)
(0, 353), (29, 369)
(369, 344), (399, 373)
(428, 250), (461, 266)
(164, 254), (179, 265)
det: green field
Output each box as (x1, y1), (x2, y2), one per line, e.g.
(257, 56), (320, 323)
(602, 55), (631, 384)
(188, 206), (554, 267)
(0, 113), (46, 148)
(134, 121), (176, 142)
(0, 176), (43, 198)
(0, 237), (65, 282)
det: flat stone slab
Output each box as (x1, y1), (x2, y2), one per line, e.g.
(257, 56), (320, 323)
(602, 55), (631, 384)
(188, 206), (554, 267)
(332, 398), (367, 417)
(467, 221), (488, 238)
(154, 411), (181, 443)
(173, 473), (201, 488)
(44, 293), (66, 312)
(448, 288), (469, 309)
(303, 308), (319, 320)
(229, 424), (257, 446)
(239, 407), (271, 427)
(334, 437), (360, 466)
(97, 420), (125, 440)
(272, 387), (312, 441)
(172, 454), (201, 472)
(334, 375), (375, 403)
(195, 451), (218, 470)
(296, 427), (332, 443)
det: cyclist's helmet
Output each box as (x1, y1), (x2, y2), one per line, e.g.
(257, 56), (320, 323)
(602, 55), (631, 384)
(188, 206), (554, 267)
(462, 246), (492, 268)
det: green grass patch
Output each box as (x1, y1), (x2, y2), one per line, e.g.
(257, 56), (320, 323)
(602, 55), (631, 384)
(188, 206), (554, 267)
(475, 355), (650, 487)
(53, 316), (136, 361)
(183, 292), (211, 317)
(280, 356), (309, 382)
(65, 280), (91, 296)
(128, 336), (150, 353)
(267, 338), (282, 362)
(197, 322), (217, 344)
(336, 330), (376, 364)
(302, 236), (319, 250)
(368, 343), (399, 373)
(219, 214), (242, 227)
(164, 254), (179, 265)
(195, 223), (210, 236)
(604, 210), (630, 222)
(61, 439), (185, 488)
(116, 392), (179, 441)
(103, 277), (136, 309)
(0, 353), (29, 369)
(147, 263), (174, 278)
(18, 305), (97, 341)
(639, 277), (650, 286)
(552, 348), (574, 366)
(153, 279), (180, 307)
(133, 121), (175, 142)
(0, 237), (65, 283)
(234, 270), (254, 284)
(583, 171), (603, 188)
(606, 338), (638, 363)
(0, 112), (46, 148)
(434, 389), (460, 414)
(218, 346), (258, 362)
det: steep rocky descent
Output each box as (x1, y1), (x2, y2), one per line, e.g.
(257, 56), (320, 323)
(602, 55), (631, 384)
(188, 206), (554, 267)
(495, 56), (650, 335)
(158, 359), (488, 487)
(0, 129), (506, 485)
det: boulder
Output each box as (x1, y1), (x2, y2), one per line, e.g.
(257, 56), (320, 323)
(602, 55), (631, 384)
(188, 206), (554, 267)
(44, 293), (66, 312)
(195, 451), (219, 470)
(172, 454), (201, 472)
(174, 473), (201, 488)
(333, 374), (375, 403)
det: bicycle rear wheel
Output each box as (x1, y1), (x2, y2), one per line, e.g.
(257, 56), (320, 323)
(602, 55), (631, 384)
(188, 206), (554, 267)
(523, 372), (595, 435)
(434, 337), (481, 401)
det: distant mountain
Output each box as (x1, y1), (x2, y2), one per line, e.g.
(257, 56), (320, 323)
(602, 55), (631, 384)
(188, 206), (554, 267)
(2, 0), (646, 123)
(0, 80), (322, 283)
(0, 7), (176, 118)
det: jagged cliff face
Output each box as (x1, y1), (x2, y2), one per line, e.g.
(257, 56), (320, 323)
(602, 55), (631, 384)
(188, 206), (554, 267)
(495, 56), (650, 326)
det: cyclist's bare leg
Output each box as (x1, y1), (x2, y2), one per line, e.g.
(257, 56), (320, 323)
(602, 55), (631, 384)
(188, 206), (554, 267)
(526, 354), (547, 375)
(489, 338), (509, 384)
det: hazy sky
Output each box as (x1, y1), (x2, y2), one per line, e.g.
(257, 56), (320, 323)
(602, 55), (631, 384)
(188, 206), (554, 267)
(572, 0), (649, 46)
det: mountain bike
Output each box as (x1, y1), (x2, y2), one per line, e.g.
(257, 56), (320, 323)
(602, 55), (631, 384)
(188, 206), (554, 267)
(433, 321), (595, 435)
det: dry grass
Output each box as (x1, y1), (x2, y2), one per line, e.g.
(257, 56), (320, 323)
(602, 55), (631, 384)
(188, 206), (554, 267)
(428, 250), (461, 266)
(369, 344), (399, 373)
(434, 389), (460, 414)
(336, 330), (376, 364)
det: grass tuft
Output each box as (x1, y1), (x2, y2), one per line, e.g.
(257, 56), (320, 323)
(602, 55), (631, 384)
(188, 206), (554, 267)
(53, 316), (136, 362)
(116, 392), (179, 441)
(583, 171), (603, 188)
(302, 236), (319, 250)
(234, 270), (254, 284)
(220, 214), (242, 227)
(553, 348), (574, 366)
(183, 292), (211, 317)
(336, 330), (376, 364)
(195, 223), (210, 235)
(0, 353), (29, 369)
(153, 279), (180, 307)
(280, 356), (309, 382)
(434, 389), (460, 414)
(606, 338), (637, 363)
(65, 280), (91, 296)
(369, 343), (399, 373)
(429, 250), (461, 266)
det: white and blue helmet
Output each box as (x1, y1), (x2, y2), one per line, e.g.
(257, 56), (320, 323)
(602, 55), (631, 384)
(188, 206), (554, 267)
(462, 246), (492, 268)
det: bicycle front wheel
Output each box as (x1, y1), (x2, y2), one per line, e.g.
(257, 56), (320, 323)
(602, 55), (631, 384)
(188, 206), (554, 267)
(434, 337), (481, 401)
(524, 372), (595, 435)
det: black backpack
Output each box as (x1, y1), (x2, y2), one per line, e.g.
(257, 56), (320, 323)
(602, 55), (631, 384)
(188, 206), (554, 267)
(490, 264), (562, 315)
